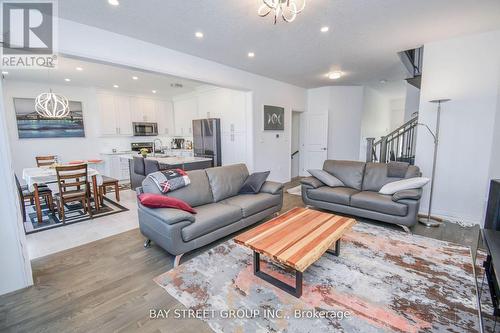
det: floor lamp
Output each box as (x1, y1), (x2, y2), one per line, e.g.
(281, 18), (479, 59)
(418, 98), (451, 227)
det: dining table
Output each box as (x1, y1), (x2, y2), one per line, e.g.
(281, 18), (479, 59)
(22, 166), (103, 224)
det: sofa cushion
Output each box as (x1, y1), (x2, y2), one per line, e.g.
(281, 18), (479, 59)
(308, 169), (345, 187)
(362, 162), (421, 192)
(307, 187), (359, 205)
(142, 169), (213, 207)
(239, 171), (270, 194)
(379, 177), (429, 195)
(323, 160), (366, 190)
(350, 191), (408, 216)
(206, 164), (249, 202)
(138, 193), (196, 214)
(221, 193), (281, 217)
(181, 203), (242, 242)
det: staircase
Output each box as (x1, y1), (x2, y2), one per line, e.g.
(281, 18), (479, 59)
(366, 116), (418, 165)
(398, 46), (423, 89)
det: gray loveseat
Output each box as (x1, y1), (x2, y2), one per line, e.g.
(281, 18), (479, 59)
(137, 163), (283, 265)
(301, 160), (422, 232)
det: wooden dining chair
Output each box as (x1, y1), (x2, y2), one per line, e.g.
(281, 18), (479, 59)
(54, 164), (92, 222)
(15, 175), (54, 222)
(36, 155), (57, 167)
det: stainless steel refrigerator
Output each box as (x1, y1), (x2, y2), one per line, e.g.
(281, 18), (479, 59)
(192, 118), (221, 167)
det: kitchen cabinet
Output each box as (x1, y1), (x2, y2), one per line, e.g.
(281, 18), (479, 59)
(221, 132), (247, 165)
(131, 97), (156, 123)
(101, 154), (131, 181)
(173, 97), (198, 136)
(156, 100), (174, 136)
(97, 93), (133, 136)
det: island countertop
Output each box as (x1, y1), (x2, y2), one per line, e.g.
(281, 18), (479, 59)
(119, 154), (212, 165)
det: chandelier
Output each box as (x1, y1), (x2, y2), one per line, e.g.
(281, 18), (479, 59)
(258, 0), (306, 24)
(35, 90), (70, 118)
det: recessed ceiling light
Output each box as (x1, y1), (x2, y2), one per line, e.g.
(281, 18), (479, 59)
(328, 71), (343, 80)
(248, 52), (255, 58)
(2, 71), (8, 75)
(108, 0), (119, 6)
(195, 31), (204, 38)
(320, 26), (329, 33)
(380, 79), (387, 84)
(75, 67), (83, 71)
(64, 78), (71, 82)
(132, 76), (138, 80)
(152, 90), (157, 94)
(113, 84), (119, 88)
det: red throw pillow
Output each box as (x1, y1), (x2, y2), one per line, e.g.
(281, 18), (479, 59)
(138, 193), (196, 214)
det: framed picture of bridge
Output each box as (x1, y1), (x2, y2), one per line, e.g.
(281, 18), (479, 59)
(14, 98), (85, 139)
(263, 105), (285, 131)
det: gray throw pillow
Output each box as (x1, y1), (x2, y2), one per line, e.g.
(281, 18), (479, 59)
(308, 169), (345, 187)
(239, 171), (270, 194)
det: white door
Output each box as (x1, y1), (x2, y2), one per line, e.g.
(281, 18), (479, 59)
(303, 113), (328, 173)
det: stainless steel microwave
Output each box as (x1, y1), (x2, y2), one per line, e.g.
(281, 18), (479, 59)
(133, 122), (158, 136)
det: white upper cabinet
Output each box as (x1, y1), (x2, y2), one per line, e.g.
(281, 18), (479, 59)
(130, 97), (156, 123)
(97, 93), (117, 136)
(173, 97), (198, 136)
(156, 100), (174, 136)
(114, 95), (133, 136)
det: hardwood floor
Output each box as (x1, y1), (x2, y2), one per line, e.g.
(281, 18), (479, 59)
(0, 180), (480, 333)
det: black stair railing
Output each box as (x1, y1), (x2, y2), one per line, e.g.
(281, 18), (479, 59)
(366, 116), (418, 165)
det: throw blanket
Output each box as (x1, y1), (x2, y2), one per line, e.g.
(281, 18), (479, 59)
(147, 169), (191, 193)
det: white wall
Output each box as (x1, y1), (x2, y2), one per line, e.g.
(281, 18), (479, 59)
(0, 78), (33, 295)
(58, 19), (306, 183)
(415, 30), (500, 225)
(389, 98), (406, 130)
(488, 65), (500, 181)
(3, 80), (174, 178)
(404, 83), (420, 121)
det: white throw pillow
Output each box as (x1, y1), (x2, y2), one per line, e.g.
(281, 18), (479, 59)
(379, 177), (430, 195)
(308, 169), (345, 187)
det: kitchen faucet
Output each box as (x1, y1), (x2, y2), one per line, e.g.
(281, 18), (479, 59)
(153, 138), (163, 156)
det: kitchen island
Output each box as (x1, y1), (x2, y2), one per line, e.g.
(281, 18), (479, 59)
(121, 154), (213, 189)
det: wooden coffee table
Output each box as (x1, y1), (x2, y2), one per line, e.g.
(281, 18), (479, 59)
(234, 207), (356, 298)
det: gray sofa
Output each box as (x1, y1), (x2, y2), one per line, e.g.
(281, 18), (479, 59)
(137, 163), (283, 265)
(301, 160), (422, 231)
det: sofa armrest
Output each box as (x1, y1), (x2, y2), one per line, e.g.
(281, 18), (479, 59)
(138, 204), (196, 225)
(260, 181), (283, 195)
(392, 188), (422, 202)
(300, 177), (324, 189)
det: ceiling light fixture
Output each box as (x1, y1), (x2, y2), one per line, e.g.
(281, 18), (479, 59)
(2, 71), (8, 75)
(328, 71), (343, 80)
(195, 31), (204, 38)
(64, 78), (71, 82)
(75, 67), (83, 71)
(113, 84), (119, 88)
(320, 26), (329, 33)
(132, 76), (138, 80)
(380, 79), (387, 84)
(248, 52), (255, 58)
(108, 0), (119, 6)
(35, 91), (70, 118)
(152, 90), (157, 94)
(258, 0), (306, 24)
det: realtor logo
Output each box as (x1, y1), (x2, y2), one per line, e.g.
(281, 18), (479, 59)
(1, 0), (58, 68)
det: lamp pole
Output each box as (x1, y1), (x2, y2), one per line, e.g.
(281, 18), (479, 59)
(418, 98), (451, 227)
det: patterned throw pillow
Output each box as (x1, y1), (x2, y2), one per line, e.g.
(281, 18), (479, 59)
(147, 169), (191, 193)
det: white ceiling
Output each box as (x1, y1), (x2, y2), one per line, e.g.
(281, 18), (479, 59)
(2, 56), (205, 99)
(56, 0), (500, 88)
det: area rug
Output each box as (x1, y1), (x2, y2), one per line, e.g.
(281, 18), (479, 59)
(154, 222), (480, 333)
(24, 197), (128, 234)
(286, 185), (301, 196)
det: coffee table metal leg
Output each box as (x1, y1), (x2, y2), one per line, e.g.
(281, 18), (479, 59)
(253, 251), (303, 298)
(326, 239), (340, 257)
